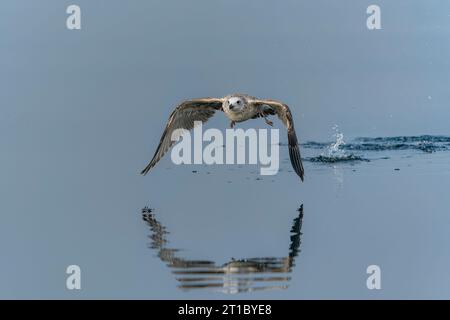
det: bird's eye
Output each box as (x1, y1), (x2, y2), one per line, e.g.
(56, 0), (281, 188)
(237, 100), (241, 104)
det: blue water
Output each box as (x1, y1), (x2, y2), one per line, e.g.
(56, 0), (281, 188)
(136, 134), (450, 297)
(304, 135), (450, 163)
(142, 205), (303, 293)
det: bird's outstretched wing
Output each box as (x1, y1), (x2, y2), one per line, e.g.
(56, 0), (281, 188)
(252, 99), (304, 181)
(141, 98), (224, 175)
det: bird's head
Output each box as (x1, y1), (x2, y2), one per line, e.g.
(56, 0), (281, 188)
(226, 95), (248, 112)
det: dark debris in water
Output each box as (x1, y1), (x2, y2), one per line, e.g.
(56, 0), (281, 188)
(307, 154), (370, 163)
(355, 135), (450, 143)
(343, 142), (442, 153)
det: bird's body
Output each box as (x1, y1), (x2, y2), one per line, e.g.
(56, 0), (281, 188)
(222, 94), (259, 122)
(141, 93), (305, 181)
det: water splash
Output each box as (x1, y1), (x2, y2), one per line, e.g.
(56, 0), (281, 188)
(304, 135), (450, 154)
(328, 125), (346, 156)
(307, 125), (369, 163)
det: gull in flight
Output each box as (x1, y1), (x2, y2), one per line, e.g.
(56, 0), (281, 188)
(141, 94), (304, 181)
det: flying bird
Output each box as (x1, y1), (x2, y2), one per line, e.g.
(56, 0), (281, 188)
(141, 94), (304, 181)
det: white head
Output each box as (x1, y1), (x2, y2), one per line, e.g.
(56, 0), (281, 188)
(227, 96), (246, 112)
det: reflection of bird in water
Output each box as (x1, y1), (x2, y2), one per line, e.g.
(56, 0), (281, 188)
(140, 94), (305, 181)
(142, 205), (304, 294)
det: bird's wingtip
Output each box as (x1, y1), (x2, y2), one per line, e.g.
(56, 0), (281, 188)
(140, 167), (150, 176)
